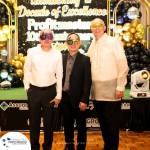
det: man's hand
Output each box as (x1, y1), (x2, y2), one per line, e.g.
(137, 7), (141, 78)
(50, 98), (61, 105)
(25, 89), (28, 92)
(79, 102), (87, 111)
(116, 90), (124, 99)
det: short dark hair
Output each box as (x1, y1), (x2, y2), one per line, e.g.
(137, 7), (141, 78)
(66, 32), (80, 41)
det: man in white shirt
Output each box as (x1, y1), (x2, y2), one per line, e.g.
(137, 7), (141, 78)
(24, 28), (63, 150)
(87, 18), (129, 150)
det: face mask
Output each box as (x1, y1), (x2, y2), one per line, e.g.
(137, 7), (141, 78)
(91, 22), (105, 29)
(40, 32), (53, 40)
(67, 38), (80, 45)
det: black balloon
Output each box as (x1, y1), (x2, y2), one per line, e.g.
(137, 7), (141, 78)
(142, 67), (150, 73)
(130, 55), (136, 63)
(127, 73), (131, 83)
(0, 6), (6, 15)
(2, 62), (9, 71)
(137, 11), (142, 19)
(2, 15), (8, 25)
(116, 6), (122, 14)
(140, 52), (144, 56)
(132, 1), (140, 8)
(123, 17), (131, 23)
(132, 46), (141, 54)
(130, 63), (137, 70)
(122, 12), (128, 19)
(139, 55), (150, 64)
(126, 55), (130, 62)
(134, 54), (139, 62)
(131, 69), (140, 74)
(127, 50), (133, 55)
(117, 16), (124, 24)
(9, 68), (15, 73)
(12, 79), (21, 87)
(8, 73), (18, 83)
(139, 63), (147, 69)
(123, 2), (131, 10)
(0, 59), (2, 69)
(9, 65), (15, 69)
(135, 62), (140, 69)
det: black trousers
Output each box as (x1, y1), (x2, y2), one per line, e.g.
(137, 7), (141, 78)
(61, 92), (87, 150)
(27, 86), (56, 150)
(93, 100), (121, 150)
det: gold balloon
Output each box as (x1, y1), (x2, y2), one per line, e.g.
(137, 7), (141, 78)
(0, 33), (7, 42)
(131, 18), (140, 28)
(123, 32), (133, 42)
(136, 24), (144, 32)
(123, 23), (132, 32)
(132, 39), (137, 45)
(119, 35), (123, 41)
(115, 33), (120, 39)
(115, 25), (123, 34)
(126, 42), (132, 47)
(0, 47), (3, 52)
(22, 56), (27, 64)
(14, 56), (20, 61)
(15, 69), (23, 78)
(120, 31), (125, 36)
(2, 25), (9, 35)
(134, 31), (143, 40)
(18, 53), (24, 58)
(139, 40), (147, 48)
(10, 59), (15, 65)
(0, 41), (7, 47)
(141, 28), (145, 35)
(0, 30), (3, 35)
(14, 61), (23, 69)
(121, 41), (127, 47)
(130, 28), (136, 34)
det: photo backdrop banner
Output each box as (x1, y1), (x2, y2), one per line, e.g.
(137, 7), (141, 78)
(17, 0), (107, 55)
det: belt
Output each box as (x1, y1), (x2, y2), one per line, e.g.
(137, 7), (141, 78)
(30, 83), (55, 91)
(62, 91), (70, 95)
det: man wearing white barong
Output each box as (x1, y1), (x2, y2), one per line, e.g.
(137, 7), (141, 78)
(87, 18), (129, 150)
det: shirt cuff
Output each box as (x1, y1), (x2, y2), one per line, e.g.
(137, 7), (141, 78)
(116, 85), (125, 91)
(55, 93), (62, 100)
(24, 84), (30, 91)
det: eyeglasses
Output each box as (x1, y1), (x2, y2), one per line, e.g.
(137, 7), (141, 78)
(40, 32), (53, 40)
(67, 38), (80, 45)
(91, 22), (105, 29)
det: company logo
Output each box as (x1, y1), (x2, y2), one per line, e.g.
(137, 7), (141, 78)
(86, 118), (100, 127)
(121, 102), (130, 110)
(0, 132), (31, 150)
(0, 102), (9, 111)
(0, 102), (28, 111)
(87, 101), (94, 110)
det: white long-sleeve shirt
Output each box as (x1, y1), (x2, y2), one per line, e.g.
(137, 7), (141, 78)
(87, 33), (129, 101)
(24, 46), (63, 99)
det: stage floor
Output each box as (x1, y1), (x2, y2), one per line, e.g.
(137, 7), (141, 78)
(0, 85), (137, 100)
(0, 131), (150, 150)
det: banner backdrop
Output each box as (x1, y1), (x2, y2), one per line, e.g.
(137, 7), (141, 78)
(17, 0), (107, 55)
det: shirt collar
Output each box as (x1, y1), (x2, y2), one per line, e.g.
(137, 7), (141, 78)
(68, 52), (78, 60)
(96, 33), (107, 44)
